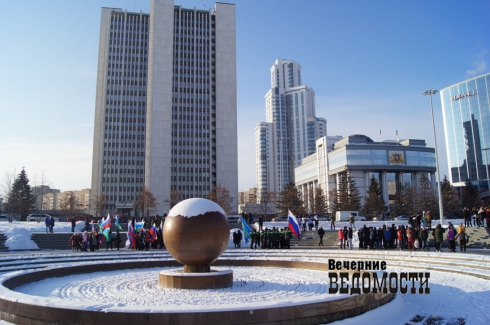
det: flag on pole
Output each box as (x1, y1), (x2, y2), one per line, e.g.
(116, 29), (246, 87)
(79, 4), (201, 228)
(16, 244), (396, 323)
(240, 216), (251, 244)
(128, 223), (134, 248)
(288, 210), (301, 240)
(134, 221), (144, 232)
(98, 215), (111, 230)
(149, 225), (158, 242)
(115, 218), (123, 231)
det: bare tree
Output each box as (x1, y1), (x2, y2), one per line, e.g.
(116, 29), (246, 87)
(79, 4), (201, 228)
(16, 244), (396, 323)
(137, 186), (158, 217)
(1, 169), (17, 219)
(92, 194), (107, 219)
(60, 192), (84, 214)
(207, 184), (233, 214)
(164, 188), (183, 210)
(258, 188), (275, 216)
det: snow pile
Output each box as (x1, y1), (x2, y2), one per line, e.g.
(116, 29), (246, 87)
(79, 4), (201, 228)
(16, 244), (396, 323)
(4, 227), (38, 250)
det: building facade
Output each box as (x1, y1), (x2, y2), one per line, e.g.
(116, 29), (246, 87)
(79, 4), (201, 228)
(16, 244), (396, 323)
(440, 72), (490, 192)
(255, 59), (326, 196)
(91, 0), (238, 217)
(295, 135), (437, 213)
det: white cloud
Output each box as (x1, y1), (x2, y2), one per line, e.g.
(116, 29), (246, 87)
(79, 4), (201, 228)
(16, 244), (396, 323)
(466, 49), (488, 77)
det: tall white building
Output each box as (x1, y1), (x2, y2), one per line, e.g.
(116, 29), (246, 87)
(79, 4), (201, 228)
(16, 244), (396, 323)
(91, 0), (238, 217)
(255, 59), (326, 195)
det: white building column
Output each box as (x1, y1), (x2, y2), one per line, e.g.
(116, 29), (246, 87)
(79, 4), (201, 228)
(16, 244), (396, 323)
(430, 172), (436, 189)
(381, 171), (389, 204)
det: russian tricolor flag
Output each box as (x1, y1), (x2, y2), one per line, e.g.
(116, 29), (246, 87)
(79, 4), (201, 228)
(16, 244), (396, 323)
(98, 214), (111, 230)
(288, 210), (301, 240)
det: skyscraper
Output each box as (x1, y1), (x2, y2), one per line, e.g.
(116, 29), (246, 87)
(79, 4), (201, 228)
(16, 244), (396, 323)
(255, 59), (326, 195)
(91, 0), (238, 217)
(440, 72), (490, 191)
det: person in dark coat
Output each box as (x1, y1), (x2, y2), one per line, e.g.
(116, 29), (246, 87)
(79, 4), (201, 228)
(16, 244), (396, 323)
(419, 226), (429, 251)
(432, 224), (445, 252)
(49, 217), (55, 233)
(317, 226), (325, 248)
(115, 230), (122, 250)
(71, 218), (76, 232)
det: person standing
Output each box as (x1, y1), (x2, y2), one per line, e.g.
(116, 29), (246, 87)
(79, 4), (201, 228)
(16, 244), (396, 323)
(49, 216), (55, 233)
(455, 224), (468, 253)
(68, 233), (78, 252)
(329, 214), (335, 230)
(338, 228), (344, 249)
(384, 226), (392, 249)
(432, 224), (445, 252)
(426, 211), (432, 229)
(115, 230), (121, 250)
(307, 215), (313, 231)
(478, 206), (485, 227)
(106, 229), (113, 251)
(258, 216), (264, 232)
(317, 226), (325, 248)
(44, 215), (50, 233)
(349, 213), (356, 230)
(463, 207), (471, 227)
(81, 231), (89, 252)
(406, 225), (415, 251)
(419, 226), (429, 251)
(447, 226), (456, 252)
(71, 218), (76, 233)
(347, 227), (353, 250)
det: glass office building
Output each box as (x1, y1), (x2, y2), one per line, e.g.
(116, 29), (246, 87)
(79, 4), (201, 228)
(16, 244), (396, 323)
(440, 72), (490, 190)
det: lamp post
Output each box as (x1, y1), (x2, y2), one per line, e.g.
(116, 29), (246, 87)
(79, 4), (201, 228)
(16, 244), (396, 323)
(423, 89), (444, 226)
(278, 137), (284, 192)
(483, 148), (490, 192)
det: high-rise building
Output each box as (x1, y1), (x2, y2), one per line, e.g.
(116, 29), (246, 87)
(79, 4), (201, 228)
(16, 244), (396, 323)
(255, 59), (326, 195)
(91, 0), (238, 217)
(440, 72), (490, 191)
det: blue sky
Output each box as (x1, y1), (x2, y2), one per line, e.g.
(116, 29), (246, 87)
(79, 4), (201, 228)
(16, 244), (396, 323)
(1, 0), (489, 194)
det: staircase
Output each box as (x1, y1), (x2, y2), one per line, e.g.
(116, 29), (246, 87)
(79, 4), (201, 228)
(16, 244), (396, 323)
(0, 233), (8, 251)
(291, 230), (340, 247)
(31, 232), (128, 250)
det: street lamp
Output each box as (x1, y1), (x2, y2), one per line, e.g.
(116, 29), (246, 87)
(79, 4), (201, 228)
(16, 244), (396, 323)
(278, 137), (284, 192)
(423, 89), (444, 226)
(483, 148), (490, 192)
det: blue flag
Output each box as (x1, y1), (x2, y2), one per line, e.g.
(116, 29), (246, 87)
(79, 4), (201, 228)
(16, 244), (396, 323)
(240, 216), (251, 244)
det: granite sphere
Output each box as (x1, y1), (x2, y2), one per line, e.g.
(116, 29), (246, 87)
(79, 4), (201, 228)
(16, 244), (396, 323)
(163, 198), (229, 268)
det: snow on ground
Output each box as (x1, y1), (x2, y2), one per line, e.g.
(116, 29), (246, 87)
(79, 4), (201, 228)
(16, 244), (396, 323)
(0, 254), (488, 324)
(0, 218), (489, 324)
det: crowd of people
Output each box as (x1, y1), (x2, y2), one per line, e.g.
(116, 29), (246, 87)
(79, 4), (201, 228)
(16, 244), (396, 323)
(68, 229), (122, 252)
(236, 227), (294, 249)
(463, 206), (490, 228)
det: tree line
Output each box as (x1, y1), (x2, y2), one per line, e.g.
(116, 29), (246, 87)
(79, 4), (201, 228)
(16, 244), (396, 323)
(1, 168), (235, 220)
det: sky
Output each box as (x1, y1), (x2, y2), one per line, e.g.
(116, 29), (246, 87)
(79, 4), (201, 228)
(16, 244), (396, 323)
(1, 0), (489, 195)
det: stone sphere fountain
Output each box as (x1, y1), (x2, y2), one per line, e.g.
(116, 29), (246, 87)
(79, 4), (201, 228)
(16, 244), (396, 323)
(159, 198), (232, 289)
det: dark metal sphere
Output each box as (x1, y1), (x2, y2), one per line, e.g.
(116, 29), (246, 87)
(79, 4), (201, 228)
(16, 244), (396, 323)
(163, 198), (229, 268)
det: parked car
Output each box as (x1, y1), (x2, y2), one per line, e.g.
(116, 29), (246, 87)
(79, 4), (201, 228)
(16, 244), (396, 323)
(395, 215), (410, 221)
(316, 215), (329, 221)
(227, 215), (241, 223)
(272, 216), (288, 222)
(26, 214), (60, 222)
(0, 215), (17, 222)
